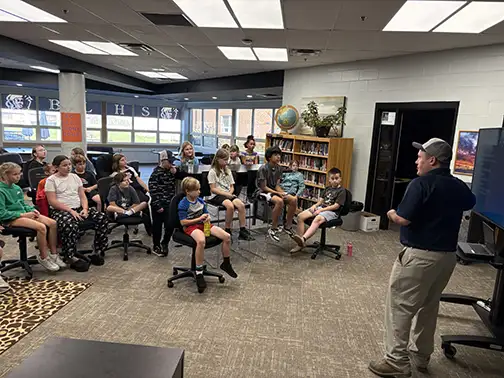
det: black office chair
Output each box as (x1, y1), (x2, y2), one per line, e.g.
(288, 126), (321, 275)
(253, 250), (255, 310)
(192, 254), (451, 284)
(303, 189), (352, 260)
(0, 227), (38, 279)
(0, 152), (23, 165)
(88, 146), (114, 154)
(128, 161), (140, 176)
(98, 177), (151, 261)
(167, 193), (225, 293)
(95, 154), (114, 179)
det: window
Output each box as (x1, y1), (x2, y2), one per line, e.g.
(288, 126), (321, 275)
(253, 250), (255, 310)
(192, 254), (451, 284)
(134, 105), (157, 131)
(191, 109), (202, 133)
(159, 106), (181, 145)
(273, 108), (281, 134)
(106, 103), (132, 143)
(86, 102), (102, 143)
(160, 133), (181, 144)
(253, 109), (273, 138)
(218, 137), (231, 148)
(236, 109), (252, 137)
(218, 109), (232, 136)
(203, 109), (217, 134)
(38, 97), (61, 142)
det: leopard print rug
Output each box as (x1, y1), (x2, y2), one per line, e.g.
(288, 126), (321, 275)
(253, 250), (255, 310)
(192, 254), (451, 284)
(0, 278), (91, 355)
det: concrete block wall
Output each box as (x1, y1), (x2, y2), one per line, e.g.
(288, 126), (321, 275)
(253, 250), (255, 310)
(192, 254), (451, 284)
(283, 44), (504, 202)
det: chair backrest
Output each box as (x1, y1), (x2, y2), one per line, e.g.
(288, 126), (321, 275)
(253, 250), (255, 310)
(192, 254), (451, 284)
(88, 146), (114, 154)
(340, 189), (353, 217)
(169, 192), (186, 230)
(200, 171), (211, 198)
(95, 154), (114, 179)
(28, 167), (46, 190)
(128, 161), (140, 176)
(0, 153), (23, 165)
(200, 156), (212, 165)
(97, 176), (114, 207)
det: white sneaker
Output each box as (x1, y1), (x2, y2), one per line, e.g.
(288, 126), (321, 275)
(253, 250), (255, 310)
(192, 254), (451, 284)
(290, 245), (303, 254)
(37, 255), (60, 272)
(0, 276), (11, 294)
(267, 227), (280, 242)
(50, 253), (67, 269)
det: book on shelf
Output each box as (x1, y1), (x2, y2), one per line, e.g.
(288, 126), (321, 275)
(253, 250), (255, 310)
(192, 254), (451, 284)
(271, 138), (294, 151)
(280, 154), (293, 165)
(300, 141), (329, 156)
(298, 156), (327, 172)
(300, 187), (323, 202)
(302, 171), (326, 186)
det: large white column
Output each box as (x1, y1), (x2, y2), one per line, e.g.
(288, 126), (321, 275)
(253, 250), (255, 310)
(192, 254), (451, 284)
(58, 72), (86, 156)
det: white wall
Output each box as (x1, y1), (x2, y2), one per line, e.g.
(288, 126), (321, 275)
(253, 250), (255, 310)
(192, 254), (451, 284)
(283, 44), (504, 202)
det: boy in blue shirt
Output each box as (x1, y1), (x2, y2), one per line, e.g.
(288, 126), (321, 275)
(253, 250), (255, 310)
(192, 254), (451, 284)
(178, 177), (237, 292)
(280, 160), (305, 197)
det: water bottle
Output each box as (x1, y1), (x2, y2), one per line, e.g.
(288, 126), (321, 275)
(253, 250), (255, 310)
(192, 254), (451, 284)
(347, 242), (353, 257)
(204, 220), (211, 237)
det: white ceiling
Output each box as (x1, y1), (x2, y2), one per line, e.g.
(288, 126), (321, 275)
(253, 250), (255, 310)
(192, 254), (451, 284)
(2, 0), (504, 82)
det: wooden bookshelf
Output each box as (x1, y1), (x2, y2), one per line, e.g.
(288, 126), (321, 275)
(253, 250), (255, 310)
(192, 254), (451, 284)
(266, 133), (354, 209)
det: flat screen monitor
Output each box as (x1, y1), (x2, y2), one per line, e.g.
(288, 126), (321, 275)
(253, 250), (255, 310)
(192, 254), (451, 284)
(471, 128), (504, 230)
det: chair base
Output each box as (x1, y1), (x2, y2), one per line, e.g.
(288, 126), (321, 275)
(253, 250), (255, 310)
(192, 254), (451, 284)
(105, 238), (151, 261)
(167, 265), (224, 290)
(0, 256), (39, 279)
(304, 242), (342, 260)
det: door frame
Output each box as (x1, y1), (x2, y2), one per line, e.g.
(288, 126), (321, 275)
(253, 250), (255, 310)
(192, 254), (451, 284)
(364, 101), (460, 223)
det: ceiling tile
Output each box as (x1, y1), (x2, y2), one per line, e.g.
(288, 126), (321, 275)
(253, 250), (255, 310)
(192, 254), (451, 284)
(69, 0), (151, 25)
(183, 46), (226, 59)
(200, 28), (247, 46)
(26, 0), (106, 24)
(286, 30), (330, 49)
(120, 0), (180, 13)
(0, 23), (64, 40)
(76, 24), (138, 43)
(241, 29), (286, 48)
(334, 1), (404, 31)
(153, 45), (195, 58)
(160, 26), (214, 46)
(283, 0), (341, 30)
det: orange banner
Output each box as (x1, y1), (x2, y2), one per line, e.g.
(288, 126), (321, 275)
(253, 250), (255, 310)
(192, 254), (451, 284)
(61, 112), (82, 142)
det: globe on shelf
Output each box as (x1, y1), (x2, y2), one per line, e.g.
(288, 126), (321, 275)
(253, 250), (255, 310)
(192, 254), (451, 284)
(275, 105), (299, 132)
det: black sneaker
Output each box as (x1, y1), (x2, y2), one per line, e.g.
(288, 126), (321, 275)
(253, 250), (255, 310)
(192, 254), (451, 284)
(195, 273), (207, 292)
(283, 227), (294, 238)
(161, 244), (169, 257)
(89, 254), (104, 266)
(152, 245), (163, 257)
(70, 259), (90, 272)
(238, 228), (255, 241)
(267, 227), (280, 242)
(220, 261), (238, 278)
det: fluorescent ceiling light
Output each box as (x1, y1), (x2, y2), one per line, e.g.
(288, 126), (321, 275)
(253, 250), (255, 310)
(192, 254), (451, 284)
(0, 10), (25, 21)
(30, 65), (60, 74)
(0, 0), (67, 22)
(173, 0), (238, 28)
(49, 40), (109, 55)
(383, 0), (466, 32)
(184, 98), (189, 100)
(134, 95), (139, 98)
(247, 95), (253, 98)
(82, 41), (137, 56)
(434, 2), (504, 33)
(16, 83), (23, 87)
(136, 71), (188, 80)
(212, 97), (218, 100)
(228, 0), (283, 29)
(218, 46), (257, 60)
(253, 47), (288, 62)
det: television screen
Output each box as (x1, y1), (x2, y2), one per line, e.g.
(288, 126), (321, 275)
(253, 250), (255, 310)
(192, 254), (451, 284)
(471, 128), (504, 230)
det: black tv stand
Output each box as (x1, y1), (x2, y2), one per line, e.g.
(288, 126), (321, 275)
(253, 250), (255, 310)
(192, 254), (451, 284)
(440, 212), (504, 358)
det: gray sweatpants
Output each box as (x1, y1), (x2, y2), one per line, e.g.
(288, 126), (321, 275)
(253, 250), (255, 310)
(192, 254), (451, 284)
(385, 247), (457, 370)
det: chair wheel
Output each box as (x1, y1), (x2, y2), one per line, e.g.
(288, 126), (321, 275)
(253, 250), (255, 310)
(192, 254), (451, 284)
(133, 228), (139, 235)
(335, 254), (341, 260)
(167, 280), (174, 288)
(123, 255), (128, 261)
(197, 286), (205, 293)
(219, 276), (225, 283)
(311, 253), (317, 259)
(442, 344), (456, 359)
(146, 248), (152, 254)
(172, 269), (178, 275)
(99, 251), (105, 257)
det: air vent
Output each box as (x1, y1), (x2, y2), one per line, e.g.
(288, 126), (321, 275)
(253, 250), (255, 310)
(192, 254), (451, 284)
(118, 43), (155, 53)
(290, 49), (321, 57)
(141, 13), (193, 27)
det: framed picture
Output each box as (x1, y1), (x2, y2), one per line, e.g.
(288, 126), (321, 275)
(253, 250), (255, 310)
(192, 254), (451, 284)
(454, 130), (479, 176)
(299, 96), (346, 136)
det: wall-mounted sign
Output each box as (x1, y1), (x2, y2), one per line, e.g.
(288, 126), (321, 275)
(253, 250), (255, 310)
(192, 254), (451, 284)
(2, 94), (34, 110)
(86, 102), (102, 114)
(106, 103), (133, 117)
(134, 105), (157, 118)
(39, 97), (60, 112)
(160, 106), (179, 120)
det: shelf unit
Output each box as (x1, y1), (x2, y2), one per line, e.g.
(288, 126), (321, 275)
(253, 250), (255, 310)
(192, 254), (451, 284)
(266, 133), (353, 209)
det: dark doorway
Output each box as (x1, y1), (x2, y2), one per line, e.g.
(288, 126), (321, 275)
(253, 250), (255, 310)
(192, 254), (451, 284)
(365, 102), (459, 229)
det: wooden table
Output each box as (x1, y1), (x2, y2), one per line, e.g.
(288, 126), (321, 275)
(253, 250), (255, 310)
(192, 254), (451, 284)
(6, 337), (184, 378)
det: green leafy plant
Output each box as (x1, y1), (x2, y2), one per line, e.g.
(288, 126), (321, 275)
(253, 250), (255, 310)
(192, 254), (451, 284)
(301, 101), (346, 136)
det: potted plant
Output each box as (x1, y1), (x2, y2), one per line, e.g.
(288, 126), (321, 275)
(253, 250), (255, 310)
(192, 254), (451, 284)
(301, 101), (346, 137)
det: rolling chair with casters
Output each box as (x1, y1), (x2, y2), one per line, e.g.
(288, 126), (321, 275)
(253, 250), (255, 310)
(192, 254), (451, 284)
(95, 154), (114, 179)
(0, 227), (38, 279)
(166, 193), (225, 293)
(302, 189), (352, 260)
(128, 161), (140, 176)
(0, 152), (23, 165)
(98, 177), (151, 261)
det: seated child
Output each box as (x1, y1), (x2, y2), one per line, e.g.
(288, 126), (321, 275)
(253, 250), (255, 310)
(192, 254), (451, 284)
(228, 145), (241, 167)
(73, 154), (102, 211)
(208, 149), (254, 241)
(36, 164), (56, 217)
(107, 173), (148, 222)
(280, 160), (305, 198)
(178, 177), (236, 293)
(255, 146), (297, 242)
(291, 167), (347, 253)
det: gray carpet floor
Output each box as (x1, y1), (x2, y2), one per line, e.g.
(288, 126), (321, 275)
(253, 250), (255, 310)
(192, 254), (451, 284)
(1, 219), (503, 377)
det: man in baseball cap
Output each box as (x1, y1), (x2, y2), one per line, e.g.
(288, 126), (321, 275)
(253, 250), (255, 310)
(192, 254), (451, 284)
(159, 149), (176, 164)
(369, 137), (476, 377)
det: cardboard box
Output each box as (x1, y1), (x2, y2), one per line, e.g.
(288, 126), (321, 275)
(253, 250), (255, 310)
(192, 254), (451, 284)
(360, 212), (380, 232)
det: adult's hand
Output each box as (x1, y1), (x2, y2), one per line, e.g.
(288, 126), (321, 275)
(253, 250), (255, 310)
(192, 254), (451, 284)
(387, 209), (397, 220)
(80, 208), (89, 218)
(70, 209), (83, 221)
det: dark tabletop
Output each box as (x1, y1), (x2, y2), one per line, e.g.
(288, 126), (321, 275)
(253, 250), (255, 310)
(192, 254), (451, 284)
(6, 337), (184, 378)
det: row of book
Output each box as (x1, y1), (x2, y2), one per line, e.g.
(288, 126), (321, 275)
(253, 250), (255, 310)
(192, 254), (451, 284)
(298, 156), (327, 172)
(281, 154), (293, 165)
(300, 187), (323, 201)
(302, 171), (326, 186)
(300, 141), (329, 156)
(271, 138), (294, 151)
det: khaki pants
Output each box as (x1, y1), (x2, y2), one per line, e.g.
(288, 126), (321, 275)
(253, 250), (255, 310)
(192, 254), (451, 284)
(385, 247), (457, 370)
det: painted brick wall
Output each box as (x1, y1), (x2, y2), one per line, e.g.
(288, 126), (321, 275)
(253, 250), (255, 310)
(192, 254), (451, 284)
(283, 44), (504, 202)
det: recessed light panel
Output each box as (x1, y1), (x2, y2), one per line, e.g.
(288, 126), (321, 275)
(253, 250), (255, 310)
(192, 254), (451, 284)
(136, 71), (188, 80)
(136, 71), (167, 78)
(49, 40), (109, 55)
(173, 0), (238, 28)
(218, 46), (257, 60)
(0, 9), (25, 21)
(228, 0), (283, 29)
(383, 0), (466, 32)
(253, 47), (288, 62)
(0, 0), (67, 22)
(30, 66), (60, 74)
(161, 73), (188, 80)
(82, 42), (137, 56)
(434, 2), (504, 33)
